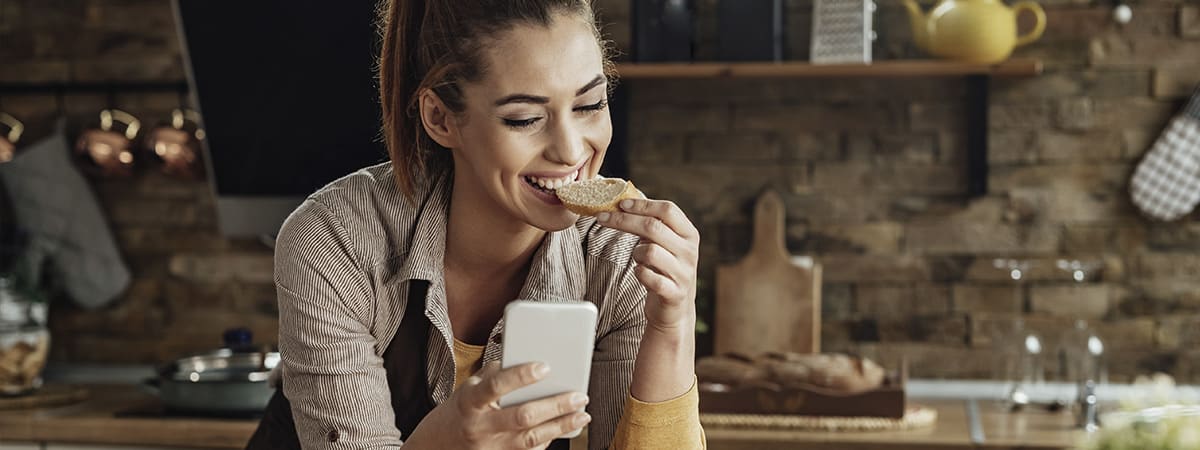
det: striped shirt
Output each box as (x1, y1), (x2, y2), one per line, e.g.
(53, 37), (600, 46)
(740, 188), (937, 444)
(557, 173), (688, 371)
(274, 162), (647, 449)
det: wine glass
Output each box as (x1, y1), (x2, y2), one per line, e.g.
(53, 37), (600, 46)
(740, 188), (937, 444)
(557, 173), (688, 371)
(1054, 259), (1107, 416)
(989, 259), (1043, 411)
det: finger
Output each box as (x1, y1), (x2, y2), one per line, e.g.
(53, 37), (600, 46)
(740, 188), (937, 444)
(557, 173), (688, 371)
(462, 361), (502, 407)
(632, 243), (690, 286)
(617, 198), (699, 241)
(635, 264), (685, 301)
(462, 362), (549, 412)
(597, 211), (691, 259)
(513, 411), (591, 449)
(487, 391), (588, 432)
(458, 361), (499, 399)
(474, 361), (501, 379)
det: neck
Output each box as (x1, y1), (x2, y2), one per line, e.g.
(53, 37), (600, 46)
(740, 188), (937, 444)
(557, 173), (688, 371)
(444, 174), (545, 280)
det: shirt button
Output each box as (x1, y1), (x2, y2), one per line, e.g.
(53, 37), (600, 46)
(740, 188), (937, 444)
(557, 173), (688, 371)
(491, 334), (502, 344)
(327, 429), (340, 442)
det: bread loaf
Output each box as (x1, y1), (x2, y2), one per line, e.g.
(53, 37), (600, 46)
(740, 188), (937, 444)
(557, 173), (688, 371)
(760, 353), (885, 392)
(697, 352), (886, 393)
(696, 354), (770, 386)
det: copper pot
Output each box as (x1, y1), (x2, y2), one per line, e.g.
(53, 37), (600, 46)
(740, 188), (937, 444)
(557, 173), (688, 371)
(75, 109), (140, 177)
(144, 108), (205, 179)
(0, 112), (24, 164)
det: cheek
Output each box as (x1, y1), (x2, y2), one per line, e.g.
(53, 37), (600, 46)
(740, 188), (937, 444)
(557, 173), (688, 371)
(586, 115), (613, 162)
(595, 115), (614, 146)
(462, 127), (537, 179)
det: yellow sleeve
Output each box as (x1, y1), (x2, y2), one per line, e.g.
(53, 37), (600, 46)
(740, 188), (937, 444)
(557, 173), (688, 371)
(610, 378), (707, 449)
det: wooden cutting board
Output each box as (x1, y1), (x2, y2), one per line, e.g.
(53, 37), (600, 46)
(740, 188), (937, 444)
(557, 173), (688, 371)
(0, 384), (88, 410)
(715, 190), (821, 356)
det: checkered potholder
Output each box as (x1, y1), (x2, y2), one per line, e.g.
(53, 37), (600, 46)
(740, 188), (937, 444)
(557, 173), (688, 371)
(1131, 87), (1200, 221)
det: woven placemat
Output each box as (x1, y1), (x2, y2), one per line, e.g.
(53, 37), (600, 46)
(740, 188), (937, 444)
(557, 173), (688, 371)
(700, 406), (938, 432)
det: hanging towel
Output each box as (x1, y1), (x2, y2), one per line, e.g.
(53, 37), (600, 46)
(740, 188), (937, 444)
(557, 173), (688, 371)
(0, 121), (131, 309)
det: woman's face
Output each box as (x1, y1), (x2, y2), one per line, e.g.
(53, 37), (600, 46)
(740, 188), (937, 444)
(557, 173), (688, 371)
(448, 14), (611, 232)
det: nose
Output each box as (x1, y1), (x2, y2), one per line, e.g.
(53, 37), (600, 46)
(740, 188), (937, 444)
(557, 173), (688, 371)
(545, 117), (588, 168)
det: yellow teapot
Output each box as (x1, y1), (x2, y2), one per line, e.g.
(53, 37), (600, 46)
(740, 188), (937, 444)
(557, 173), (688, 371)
(902, 0), (1046, 64)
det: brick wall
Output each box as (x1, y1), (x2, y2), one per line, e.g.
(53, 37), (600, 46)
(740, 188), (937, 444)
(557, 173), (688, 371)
(3, 0), (1200, 382)
(599, 0), (1200, 382)
(0, 0), (277, 363)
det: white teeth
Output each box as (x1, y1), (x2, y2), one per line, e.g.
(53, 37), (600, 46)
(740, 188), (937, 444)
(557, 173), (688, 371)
(525, 172), (579, 190)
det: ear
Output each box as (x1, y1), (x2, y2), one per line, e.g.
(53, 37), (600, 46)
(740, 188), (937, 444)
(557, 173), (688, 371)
(418, 90), (461, 149)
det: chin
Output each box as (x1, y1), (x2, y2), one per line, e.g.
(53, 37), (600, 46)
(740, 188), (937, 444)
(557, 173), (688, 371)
(527, 210), (580, 232)
(509, 178), (582, 232)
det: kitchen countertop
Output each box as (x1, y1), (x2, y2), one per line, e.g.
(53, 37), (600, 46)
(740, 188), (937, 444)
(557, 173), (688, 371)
(0, 384), (257, 449)
(0, 384), (1084, 450)
(704, 399), (1080, 450)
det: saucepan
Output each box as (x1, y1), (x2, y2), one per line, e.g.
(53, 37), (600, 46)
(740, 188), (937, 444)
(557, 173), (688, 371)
(75, 109), (140, 177)
(143, 108), (205, 179)
(144, 330), (279, 414)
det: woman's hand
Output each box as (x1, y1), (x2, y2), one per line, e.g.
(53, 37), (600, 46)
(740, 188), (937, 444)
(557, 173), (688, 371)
(597, 198), (700, 332)
(597, 198), (699, 402)
(404, 362), (590, 450)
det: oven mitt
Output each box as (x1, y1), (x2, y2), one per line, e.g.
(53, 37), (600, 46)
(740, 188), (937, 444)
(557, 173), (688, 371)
(1130, 85), (1200, 221)
(0, 120), (131, 309)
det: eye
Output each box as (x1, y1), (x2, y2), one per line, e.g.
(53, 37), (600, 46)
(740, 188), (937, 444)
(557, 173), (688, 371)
(574, 99), (608, 114)
(503, 117), (542, 129)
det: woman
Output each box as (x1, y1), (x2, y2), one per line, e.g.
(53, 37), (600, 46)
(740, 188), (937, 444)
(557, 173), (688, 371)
(247, 0), (705, 449)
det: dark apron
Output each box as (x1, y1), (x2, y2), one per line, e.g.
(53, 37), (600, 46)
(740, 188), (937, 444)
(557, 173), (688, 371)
(245, 281), (569, 449)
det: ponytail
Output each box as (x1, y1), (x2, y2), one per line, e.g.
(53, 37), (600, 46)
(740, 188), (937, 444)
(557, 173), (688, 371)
(379, 0), (434, 199)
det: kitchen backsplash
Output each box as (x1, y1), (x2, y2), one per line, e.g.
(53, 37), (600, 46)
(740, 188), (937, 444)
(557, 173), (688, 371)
(1, 0), (1198, 382)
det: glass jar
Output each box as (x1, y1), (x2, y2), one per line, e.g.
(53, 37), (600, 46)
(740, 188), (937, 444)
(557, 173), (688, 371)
(0, 276), (49, 396)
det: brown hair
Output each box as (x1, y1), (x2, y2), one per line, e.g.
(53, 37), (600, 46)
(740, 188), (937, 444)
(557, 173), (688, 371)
(377, 0), (615, 199)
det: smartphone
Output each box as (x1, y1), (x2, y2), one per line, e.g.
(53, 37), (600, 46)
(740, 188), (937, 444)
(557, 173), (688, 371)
(499, 300), (598, 438)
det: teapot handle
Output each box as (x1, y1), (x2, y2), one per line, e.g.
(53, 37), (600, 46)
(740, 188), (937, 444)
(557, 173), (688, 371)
(1013, 1), (1046, 47)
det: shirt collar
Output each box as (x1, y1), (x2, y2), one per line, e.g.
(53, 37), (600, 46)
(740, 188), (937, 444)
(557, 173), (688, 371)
(396, 174), (451, 286)
(396, 174), (587, 304)
(518, 224), (586, 303)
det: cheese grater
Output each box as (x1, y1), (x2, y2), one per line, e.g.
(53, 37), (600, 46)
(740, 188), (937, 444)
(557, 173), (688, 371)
(810, 0), (876, 64)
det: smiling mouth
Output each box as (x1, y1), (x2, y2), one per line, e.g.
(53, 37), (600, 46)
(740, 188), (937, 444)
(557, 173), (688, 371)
(522, 170), (581, 195)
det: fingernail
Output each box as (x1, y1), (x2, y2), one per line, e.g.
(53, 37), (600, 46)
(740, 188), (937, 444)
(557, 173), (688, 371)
(533, 363), (550, 378)
(619, 199), (634, 209)
(574, 413), (592, 427)
(596, 212), (610, 222)
(571, 393), (589, 407)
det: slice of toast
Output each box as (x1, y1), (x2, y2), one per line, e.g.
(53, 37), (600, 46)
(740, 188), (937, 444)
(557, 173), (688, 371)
(556, 177), (641, 216)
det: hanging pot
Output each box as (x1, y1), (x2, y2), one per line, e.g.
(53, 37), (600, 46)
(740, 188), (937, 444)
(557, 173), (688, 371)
(144, 108), (205, 179)
(0, 112), (24, 164)
(75, 109), (140, 177)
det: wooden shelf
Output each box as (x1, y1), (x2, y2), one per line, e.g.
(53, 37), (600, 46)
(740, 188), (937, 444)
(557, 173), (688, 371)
(611, 59), (1044, 198)
(613, 58), (1042, 79)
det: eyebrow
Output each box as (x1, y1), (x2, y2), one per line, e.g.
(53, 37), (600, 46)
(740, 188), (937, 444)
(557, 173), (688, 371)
(493, 74), (607, 106)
